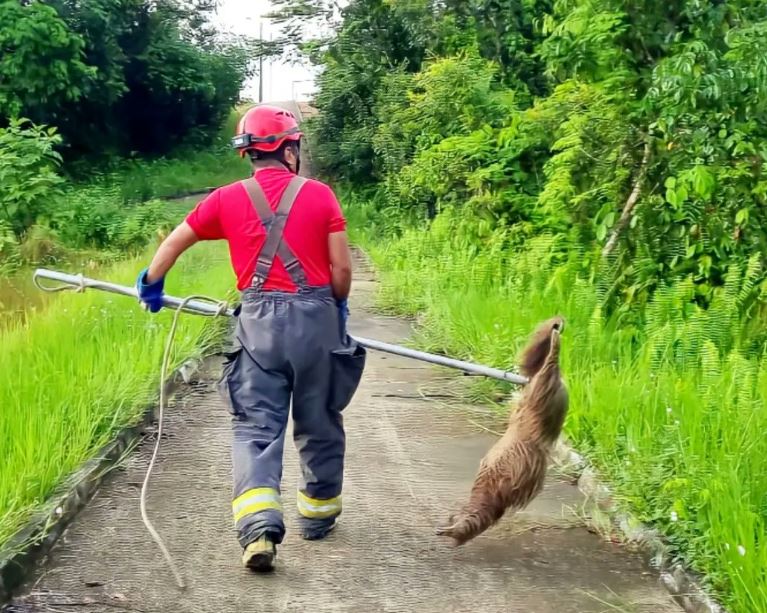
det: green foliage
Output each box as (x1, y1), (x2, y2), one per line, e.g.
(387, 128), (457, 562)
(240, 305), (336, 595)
(305, 0), (767, 305)
(43, 184), (181, 253)
(0, 1), (251, 261)
(352, 203), (767, 612)
(0, 119), (65, 237)
(1, 0), (250, 159)
(458, 0), (553, 98)
(0, 221), (20, 275)
(0, 0), (93, 118)
(373, 51), (512, 176)
(300, 0), (767, 609)
(298, 0), (434, 182)
(0, 109), (249, 265)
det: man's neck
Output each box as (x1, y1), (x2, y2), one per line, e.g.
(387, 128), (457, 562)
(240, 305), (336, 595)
(252, 159), (292, 174)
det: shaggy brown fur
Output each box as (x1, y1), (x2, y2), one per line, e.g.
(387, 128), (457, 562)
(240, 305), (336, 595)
(435, 316), (569, 547)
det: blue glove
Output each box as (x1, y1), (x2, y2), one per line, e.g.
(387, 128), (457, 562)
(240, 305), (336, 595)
(337, 298), (349, 329)
(136, 267), (165, 313)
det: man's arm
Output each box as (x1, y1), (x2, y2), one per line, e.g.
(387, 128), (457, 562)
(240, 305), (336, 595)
(146, 221), (200, 283)
(328, 230), (352, 300)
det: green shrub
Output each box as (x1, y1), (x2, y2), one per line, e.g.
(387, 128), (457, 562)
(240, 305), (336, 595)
(0, 220), (20, 275)
(0, 119), (64, 238)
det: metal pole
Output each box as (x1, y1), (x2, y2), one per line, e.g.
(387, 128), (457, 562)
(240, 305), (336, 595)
(258, 21), (264, 103)
(32, 268), (529, 386)
(268, 29), (273, 100)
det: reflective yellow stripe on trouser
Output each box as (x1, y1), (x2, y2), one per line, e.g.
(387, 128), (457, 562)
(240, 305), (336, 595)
(297, 491), (342, 519)
(232, 487), (282, 523)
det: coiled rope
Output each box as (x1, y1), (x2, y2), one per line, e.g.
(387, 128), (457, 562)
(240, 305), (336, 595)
(35, 275), (230, 590)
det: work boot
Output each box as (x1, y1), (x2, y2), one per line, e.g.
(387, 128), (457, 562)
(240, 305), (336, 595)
(242, 536), (276, 573)
(300, 517), (338, 541)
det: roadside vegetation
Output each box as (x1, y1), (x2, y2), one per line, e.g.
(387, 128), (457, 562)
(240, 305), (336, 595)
(0, 242), (235, 548)
(0, 108), (251, 277)
(0, 0), (253, 275)
(273, 0), (767, 610)
(0, 1), (251, 553)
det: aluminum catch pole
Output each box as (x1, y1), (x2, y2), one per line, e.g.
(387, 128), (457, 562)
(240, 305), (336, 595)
(32, 268), (529, 386)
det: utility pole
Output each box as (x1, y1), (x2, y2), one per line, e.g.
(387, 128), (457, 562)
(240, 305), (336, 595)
(258, 20), (264, 103)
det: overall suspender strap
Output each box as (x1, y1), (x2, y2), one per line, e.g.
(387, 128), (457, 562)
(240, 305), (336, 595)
(241, 175), (309, 289)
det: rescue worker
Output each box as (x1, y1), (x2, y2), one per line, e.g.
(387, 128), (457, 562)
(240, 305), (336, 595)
(134, 104), (367, 573)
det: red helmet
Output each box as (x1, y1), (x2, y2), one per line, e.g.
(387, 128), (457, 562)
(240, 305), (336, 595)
(232, 104), (303, 157)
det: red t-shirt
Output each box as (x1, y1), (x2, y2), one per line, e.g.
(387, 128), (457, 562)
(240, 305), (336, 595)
(185, 166), (347, 292)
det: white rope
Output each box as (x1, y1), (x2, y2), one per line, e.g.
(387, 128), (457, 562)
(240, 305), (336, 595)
(36, 277), (230, 590)
(33, 272), (85, 293)
(140, 293), (229, 590)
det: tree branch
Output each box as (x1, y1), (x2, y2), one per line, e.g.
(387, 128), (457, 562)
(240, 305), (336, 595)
(602, 139), (652, 258)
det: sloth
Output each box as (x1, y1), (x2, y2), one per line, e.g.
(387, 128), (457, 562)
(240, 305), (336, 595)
(436, 316), (568, 546)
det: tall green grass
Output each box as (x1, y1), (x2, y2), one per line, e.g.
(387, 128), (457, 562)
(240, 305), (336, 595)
(0, 107), (248, 550)
(349, 202), (767, 613)
(0, 241), (236, 547)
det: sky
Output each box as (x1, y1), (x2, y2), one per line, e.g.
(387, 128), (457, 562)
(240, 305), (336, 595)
(210, 0), (323, 102)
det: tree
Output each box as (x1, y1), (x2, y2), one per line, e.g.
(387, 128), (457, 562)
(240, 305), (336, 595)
(0, 1), (93, 120)
(1, 0), (251, 158)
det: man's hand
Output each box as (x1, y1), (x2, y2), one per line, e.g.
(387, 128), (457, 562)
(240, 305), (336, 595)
(136, 267), (165, 313)
(337, 297), (349, 330)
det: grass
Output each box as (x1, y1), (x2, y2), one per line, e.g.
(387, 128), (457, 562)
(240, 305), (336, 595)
(346, 200), (767, 613)
(0, 105), (249, 555)
(0, 240), (236, 548)
(69, 109), (252, 204)
(53, 109), (252, 249)
(0, 109), (252, 278)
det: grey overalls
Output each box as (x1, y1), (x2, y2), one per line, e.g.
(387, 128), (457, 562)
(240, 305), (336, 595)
(217, 171), (366, 546)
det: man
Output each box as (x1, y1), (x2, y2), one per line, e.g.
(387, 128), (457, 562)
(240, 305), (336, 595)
(135, 104), (366, 573)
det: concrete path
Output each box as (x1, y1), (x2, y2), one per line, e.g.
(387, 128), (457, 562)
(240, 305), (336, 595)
(6, 251), (680, 613)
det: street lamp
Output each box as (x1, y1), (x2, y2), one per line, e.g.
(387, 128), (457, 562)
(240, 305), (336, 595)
(258, 20), (264, 102)
(291, 79), (314, 101)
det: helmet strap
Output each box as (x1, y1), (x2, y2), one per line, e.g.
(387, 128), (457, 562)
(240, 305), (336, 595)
(292, 141), (302, 175)
(249, 141), (301, 175)
(276, 141), (301, 175)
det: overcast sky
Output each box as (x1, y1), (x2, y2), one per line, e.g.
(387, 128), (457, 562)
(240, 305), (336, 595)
(210, 0), (322, 102)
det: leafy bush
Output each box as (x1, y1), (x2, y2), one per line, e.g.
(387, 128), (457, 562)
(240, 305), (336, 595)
(47, 185), (189, 253)
(0, 118), (65, 238)
(0, 109), (247, 265)
(0, 1), (92, 118)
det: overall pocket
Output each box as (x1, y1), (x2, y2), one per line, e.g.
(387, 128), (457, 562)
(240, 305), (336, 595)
(217, 346), (243, 415)
(327, 341), (367, 413)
